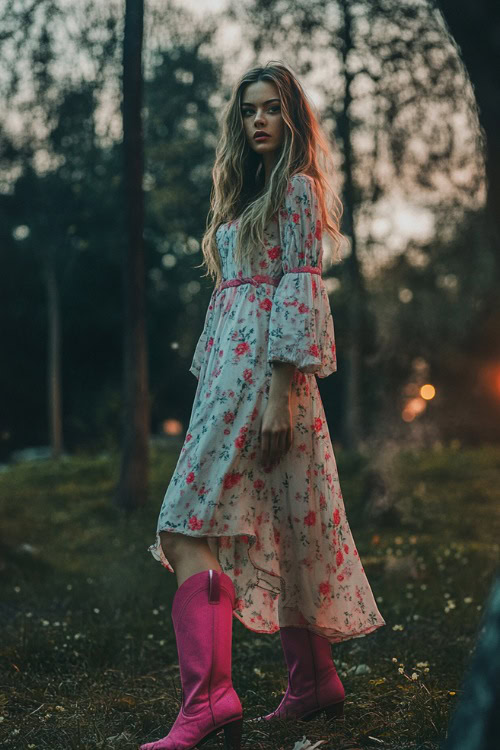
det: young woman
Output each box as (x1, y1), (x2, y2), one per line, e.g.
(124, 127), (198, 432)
(140, 61), (386, 750)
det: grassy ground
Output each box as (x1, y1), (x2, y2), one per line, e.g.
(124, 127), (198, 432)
(0, 443), (499, 750)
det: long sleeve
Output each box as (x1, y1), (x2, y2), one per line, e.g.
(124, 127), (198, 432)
(189, 286), (218, 380)
(267, 173), (337, 378)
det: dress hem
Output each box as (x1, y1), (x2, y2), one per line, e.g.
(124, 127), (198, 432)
(148, 528), (387, 644)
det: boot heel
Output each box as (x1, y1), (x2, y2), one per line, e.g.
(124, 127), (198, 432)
(324, 699), (345, 720)
(222, 716), (243, 750)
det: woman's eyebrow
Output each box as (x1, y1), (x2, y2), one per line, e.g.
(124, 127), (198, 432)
(240, 98), (280, 107)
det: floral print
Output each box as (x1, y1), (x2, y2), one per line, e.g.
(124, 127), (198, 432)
(148, 173), (386, 643)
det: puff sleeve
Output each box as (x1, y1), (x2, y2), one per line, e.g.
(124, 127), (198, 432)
(189, 286), (218, 380)
(267, 173), (337, 378)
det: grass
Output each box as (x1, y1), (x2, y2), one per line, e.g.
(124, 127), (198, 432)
(0, 442), (499, 749)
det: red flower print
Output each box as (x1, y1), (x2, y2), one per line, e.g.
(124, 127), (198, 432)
(259, 260), (268, 269)
(292, 212), (300, 224)
(186, 433), (192, 442)
(249, 293), (256, 302)
(313, 417), (323, 432)
(268, 245), (281, 260)
(206, 337), (214, 351)
(298, 443), (307, 452)
(259, 298), (272, 312)
(235, 341), (250, 356)
(224, 428), (230, 435)
(333, 508), (340, 525)
(188, 516), (203, 531)
(312, 279), (317, 296)
(331, 342), (336, 355)
(223, 471), (242, 490)
(186, 472), (195, 484)
(243, 368), (253, 383)
(319, 581), (331, 596)
(241, 535), (249, 544)
(224, 411), (235, 423)
(304, 510), (316, 526)
(253, 479), (265, 490)
(298, 303), (309, 314)
(343, 544), (349, 554)
(309, 344), (320, 358)
(336, 549), (344, 567)
(337, 574), (344, 582)
(235, 434), (246, 450)
(314, 219), (322, 240)
(273, 527), (281, 544)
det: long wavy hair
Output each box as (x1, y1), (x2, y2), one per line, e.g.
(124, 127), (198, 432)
(196, 61), (344, 288)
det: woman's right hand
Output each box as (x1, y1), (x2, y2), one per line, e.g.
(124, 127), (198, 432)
(259, 398), (293, 470)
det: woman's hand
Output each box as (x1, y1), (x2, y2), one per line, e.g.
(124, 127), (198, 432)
(259, 397), (293, 470)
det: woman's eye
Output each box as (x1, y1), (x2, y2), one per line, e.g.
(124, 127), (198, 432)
(242, 106), (280, 116)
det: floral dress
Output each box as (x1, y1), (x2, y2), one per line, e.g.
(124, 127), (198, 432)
(148, 173), (386, 643)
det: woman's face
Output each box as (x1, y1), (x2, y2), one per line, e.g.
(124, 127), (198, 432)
(241, 80), (285, 156)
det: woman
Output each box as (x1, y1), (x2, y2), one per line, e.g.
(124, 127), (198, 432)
(140, 61), (386, 750)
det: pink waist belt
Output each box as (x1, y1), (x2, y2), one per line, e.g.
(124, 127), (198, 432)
(216, 265), (321, 295)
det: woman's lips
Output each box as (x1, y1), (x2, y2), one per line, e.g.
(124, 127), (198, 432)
(254, 134), (271, 140)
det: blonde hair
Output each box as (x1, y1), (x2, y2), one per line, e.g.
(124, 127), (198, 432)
(196, 60), (344, 288)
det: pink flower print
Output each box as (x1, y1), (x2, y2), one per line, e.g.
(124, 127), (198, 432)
(344, 544), (349, 554)
(268, 245), (281, 260)
(251, 405), (259, 422)
(292, 212), (300, 224)
(337, 574), (344, 582)
(336, 549), (344, 567)
(312, 279), (318, 296)
(220, 536), (232, 549)
(253, 479), (265, 490)
(259, 259), (269, 269)
(186, 472), (195, 484)
(188, 516), (203, 531)
(224, 411), (235, 423)
(249, 293), (256, 302)
(298, 302), (309, 314)
(304, 510), (316, 527)
(333, 508), (340, 525)
(314, 219), (322, 240)
(223, 471), (242, 490)
(241, 535), (249, 543)
(331, 342), (336, 356)
(319, 580), (331, 596)
(313, 417), (323, 433)
(235, 341), (250, 357)
(273, 527), (281, 544)
(224, 428), (230, 435)
(219, 349), (224, 357)
(206, 336), (214, 352)
(309, 344), (320, 358)
(319, 492), (327, 509)
(243, 368), (253, 383)
(354, 548), (358, 556)
(234, 598), (244, 611)
(234, 568), (242, 576)
(185, 433), (192, 442)
(298, 251), (305, 259)
(259, 298), (272, 312)
(298, 443), (307, 453)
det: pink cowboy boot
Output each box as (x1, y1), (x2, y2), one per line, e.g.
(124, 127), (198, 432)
(250, 626), (345, 723)
(139, 569), (243, 750)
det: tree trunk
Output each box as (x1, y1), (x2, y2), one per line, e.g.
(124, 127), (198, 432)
(45, 253), (64, 459)
(114, 0), (149, 511)
(338, 0), (366, 451)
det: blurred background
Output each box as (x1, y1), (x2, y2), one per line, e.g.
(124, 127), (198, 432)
(1, 1), (499, 749)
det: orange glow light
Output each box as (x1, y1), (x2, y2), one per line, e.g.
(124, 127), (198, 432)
(420, 384), (435, 400)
